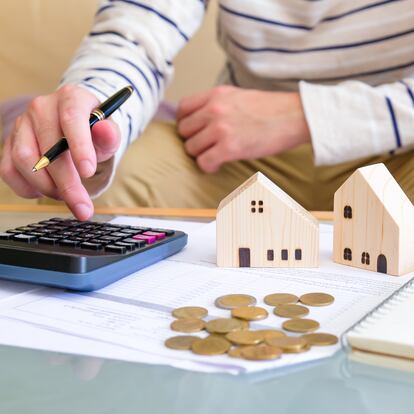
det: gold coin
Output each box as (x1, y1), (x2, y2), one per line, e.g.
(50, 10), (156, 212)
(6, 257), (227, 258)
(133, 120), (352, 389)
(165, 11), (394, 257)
(165, 335), (200, 350)
(282, 318), (320, 333)
(231, 306), (268, 321)
(215, 294), (257, 309)
(170, 318), (205, 333)
(241, 344), (282, 361)
(265, 336), (310, 353)
(273, 304), (309, 318)
(264, 293), (299, 306)
(191, 336), (231, 355)
(228, 346), (249, 358)
(172, 306), (208, 319)
(226, 330), (264, 345)
(300, 293), (335, 307)
(206, 318), (245, 334)
(302, 333), (339, 346)
(254, 330), (286, 341)
(236, 319), (250, 330)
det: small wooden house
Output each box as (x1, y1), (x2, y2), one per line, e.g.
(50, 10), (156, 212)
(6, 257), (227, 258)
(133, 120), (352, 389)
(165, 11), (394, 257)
(216, 172), (319, 268)
(333, 163), (414, 276)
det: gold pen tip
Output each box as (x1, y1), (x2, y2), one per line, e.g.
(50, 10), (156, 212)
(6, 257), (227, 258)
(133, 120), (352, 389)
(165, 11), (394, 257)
(32, 156), (50, 172)
(126, 85), (134, 94)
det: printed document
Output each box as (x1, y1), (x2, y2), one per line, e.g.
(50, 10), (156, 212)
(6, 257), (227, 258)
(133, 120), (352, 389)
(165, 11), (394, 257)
(0, 217), (412, 374)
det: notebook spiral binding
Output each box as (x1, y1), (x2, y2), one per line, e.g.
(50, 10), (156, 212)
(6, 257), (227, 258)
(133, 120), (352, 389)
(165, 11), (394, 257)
(341, 276), (414, 349)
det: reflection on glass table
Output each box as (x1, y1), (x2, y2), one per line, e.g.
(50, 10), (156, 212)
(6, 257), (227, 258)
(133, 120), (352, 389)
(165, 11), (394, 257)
(1, 345), (413, 414)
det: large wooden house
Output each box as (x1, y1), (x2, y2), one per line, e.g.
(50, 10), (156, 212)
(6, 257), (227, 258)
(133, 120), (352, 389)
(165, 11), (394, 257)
(216, 172), (319, 268)
(333, 163), (414, 276)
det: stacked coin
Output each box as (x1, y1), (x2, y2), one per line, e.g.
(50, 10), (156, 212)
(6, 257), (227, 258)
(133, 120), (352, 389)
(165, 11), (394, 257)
(164, 292), (338, 361)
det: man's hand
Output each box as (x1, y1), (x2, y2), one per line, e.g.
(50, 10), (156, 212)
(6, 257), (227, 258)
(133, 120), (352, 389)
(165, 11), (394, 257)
(0, 85), (121, 220)
(177, 86), (311, 173)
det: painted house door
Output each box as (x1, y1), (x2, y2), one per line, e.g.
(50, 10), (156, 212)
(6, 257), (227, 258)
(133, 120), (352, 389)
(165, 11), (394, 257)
(239, 248), (251, 267)
(377, 254), (387, 274)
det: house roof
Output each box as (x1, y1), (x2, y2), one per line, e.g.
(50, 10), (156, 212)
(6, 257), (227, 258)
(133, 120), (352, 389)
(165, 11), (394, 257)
(218, 172), (318, 226)
(346, 163), (414, 225)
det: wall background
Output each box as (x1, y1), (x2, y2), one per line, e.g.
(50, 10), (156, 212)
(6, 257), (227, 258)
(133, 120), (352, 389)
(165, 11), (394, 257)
(0, 0), (225, 103)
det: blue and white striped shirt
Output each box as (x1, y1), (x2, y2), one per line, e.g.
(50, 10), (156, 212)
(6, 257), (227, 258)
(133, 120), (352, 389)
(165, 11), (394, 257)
(62, 0), (414, 171)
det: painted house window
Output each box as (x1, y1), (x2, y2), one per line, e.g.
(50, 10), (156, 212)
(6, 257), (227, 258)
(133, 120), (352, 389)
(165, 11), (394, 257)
(251, 200), (264, 213)
(281, 249), (288, 260)
(295, 249), (302, 261)
(343, 248), (352, 261)
(361, 252), (370, 265)
(267, 250), (274, 261)
(344, 205), (353, 219)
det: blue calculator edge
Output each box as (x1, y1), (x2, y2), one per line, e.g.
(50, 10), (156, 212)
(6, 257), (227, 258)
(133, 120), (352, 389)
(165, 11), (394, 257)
(0, 234), (187, 291)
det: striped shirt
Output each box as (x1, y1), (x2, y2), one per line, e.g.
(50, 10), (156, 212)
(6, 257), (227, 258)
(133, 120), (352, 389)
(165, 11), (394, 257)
(62, 0), (414, 172)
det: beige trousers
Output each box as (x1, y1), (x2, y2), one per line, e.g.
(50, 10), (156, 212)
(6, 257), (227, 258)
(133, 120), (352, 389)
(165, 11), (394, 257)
(2, 121), (414, 210)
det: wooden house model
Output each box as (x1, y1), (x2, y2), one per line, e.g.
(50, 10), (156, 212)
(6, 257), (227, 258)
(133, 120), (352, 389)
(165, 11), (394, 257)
(333, 163), (414, 276)
(216, 172), (319, 268)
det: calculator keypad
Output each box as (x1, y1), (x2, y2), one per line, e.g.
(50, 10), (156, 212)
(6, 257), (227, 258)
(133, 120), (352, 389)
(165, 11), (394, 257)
(3, 218), (175, 255)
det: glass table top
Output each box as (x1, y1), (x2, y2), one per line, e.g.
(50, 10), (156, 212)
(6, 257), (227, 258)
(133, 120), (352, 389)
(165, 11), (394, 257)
(0, 345), (413, 414)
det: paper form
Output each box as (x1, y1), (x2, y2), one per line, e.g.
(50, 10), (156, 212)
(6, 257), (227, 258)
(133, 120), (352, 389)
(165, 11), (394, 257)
(0, 219), (411, 375)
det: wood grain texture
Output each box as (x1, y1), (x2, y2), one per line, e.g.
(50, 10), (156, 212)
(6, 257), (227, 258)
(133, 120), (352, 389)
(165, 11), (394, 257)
(333, 163), (414, 276)
(0, 204), (333, 221)
(216, 172), (319, 268)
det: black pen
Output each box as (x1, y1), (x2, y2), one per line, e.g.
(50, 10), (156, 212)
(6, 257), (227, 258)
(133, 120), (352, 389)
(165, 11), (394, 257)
(32, 85), (133, 172)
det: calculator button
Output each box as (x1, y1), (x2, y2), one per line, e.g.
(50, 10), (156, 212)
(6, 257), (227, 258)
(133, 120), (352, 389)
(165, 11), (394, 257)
(100, 235), (122, 241)
(89, 239), (110, 245)
(28, 231), (47, 237)
(105, 245), (127, 254)
(59, 239), (80, 247)
(118, 228), (143, 235)
(13, 234), (38, 243)
(143, 231), (166, 240)
(0, 232), (13, 240)
(6, 229), (22, 234)
(152, 228), (175, 236)
(122, 238), (146, 248)
(129, 226), (150, 231)
(27, 223), (46, 229)
(39, 237), (60, 245)
(16, 226), (36, 232)
(115, 242), (136, 251)
(110, 232), (131, 238)
(107, 224), (130, 229)
(81, 242), (103, 250)
(132, 234), (156, 244)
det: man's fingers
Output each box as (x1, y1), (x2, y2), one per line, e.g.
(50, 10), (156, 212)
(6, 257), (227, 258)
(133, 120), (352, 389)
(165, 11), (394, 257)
(91, 120), (121, 163)
(11, 115), (60, 199)
(196, 143), (224, 174)
(184, 126), (217, 157)
(58, 85), (99, 178)
(176, 90), (211, 121)
(177, 109), (210, 139)
(48, 152), (93, 220)
(0, 137), (42, 198)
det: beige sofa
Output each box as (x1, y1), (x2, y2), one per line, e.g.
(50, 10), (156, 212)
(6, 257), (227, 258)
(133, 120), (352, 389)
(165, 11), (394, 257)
(0, 0), (224, 205)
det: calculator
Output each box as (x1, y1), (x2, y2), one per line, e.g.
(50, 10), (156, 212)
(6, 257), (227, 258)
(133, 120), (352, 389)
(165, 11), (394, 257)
(0, 218), (187, 291)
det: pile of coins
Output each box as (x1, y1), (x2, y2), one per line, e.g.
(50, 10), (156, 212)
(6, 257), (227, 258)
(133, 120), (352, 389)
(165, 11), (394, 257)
(165, 292), (339, 361)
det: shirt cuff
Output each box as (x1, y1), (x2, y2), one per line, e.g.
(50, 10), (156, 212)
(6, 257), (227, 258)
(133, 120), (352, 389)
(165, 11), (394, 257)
(299, 80), (396, 166)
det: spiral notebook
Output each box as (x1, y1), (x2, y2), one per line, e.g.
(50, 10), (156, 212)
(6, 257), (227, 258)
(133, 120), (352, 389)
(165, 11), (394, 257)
(346, 279), (414, 368)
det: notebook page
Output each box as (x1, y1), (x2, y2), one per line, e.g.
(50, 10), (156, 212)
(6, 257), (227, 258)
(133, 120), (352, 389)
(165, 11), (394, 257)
(347, 282), (414, 359)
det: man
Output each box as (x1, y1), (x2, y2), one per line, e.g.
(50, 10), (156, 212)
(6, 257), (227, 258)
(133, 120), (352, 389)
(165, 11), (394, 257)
(1, 0), (414, 220)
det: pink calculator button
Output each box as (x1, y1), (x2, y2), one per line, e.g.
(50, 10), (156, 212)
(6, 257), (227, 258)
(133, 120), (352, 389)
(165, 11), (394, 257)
(132, 234), (156, 244)
(143, 231), (166, 240)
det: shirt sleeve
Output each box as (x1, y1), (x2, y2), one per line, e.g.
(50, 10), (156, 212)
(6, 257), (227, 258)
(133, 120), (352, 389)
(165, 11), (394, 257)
(60, 0), (207, 195)
(300, 78), (414, 166)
